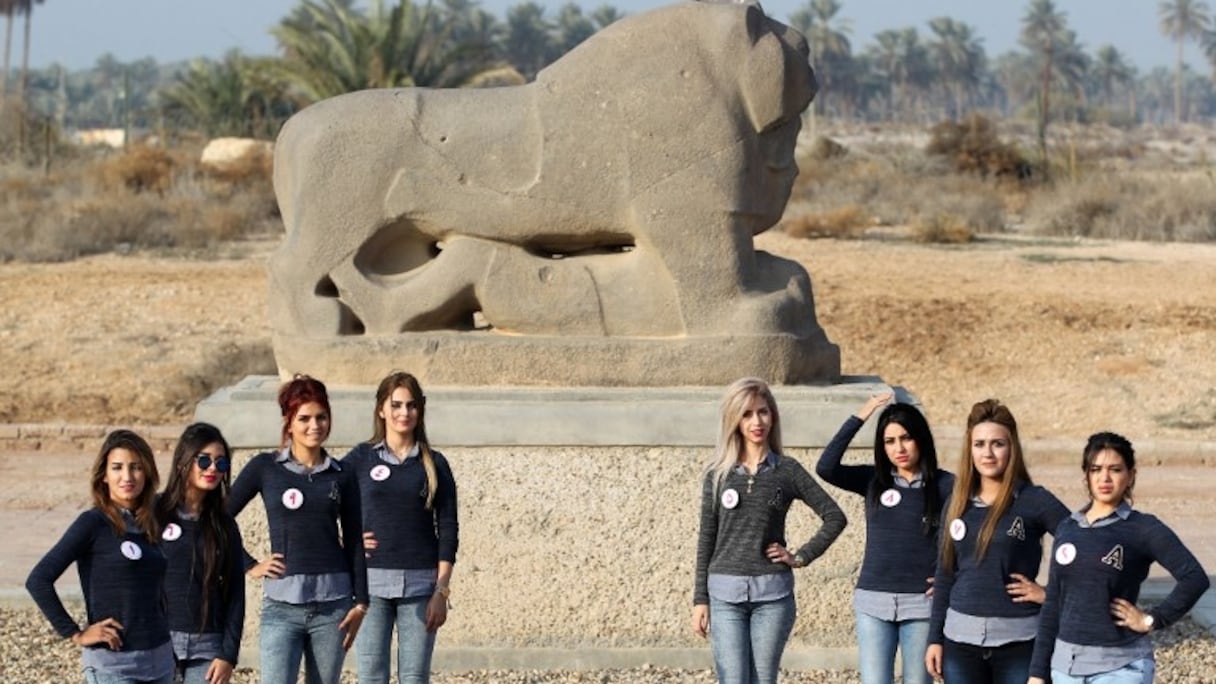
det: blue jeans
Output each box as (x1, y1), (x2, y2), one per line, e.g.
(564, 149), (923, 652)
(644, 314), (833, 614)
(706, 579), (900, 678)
(259, 597), (351, 684)
(708, 594), (796, 684)
(942, 638), (1033, 684)
(176, 659), (216, 684)
(1051, 657), (1156, 684)
(82, 668), (173, 684)
(355, 595), (437, 684)
(854, 609), (930, 684)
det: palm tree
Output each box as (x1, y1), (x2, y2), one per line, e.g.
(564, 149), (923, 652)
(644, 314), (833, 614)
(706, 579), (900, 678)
(17, 0), (43, 100)
(927, 16), (985, 118)
(1021, 0), (1067, 166)
(868, 27), (930, 121)
(1091, 44), (1135, 118)
(554, 3), (595, 55)
(1, 0), (15, 99)
(789, 0), (852, 119)
(1159, 0), (1211, 124)
(589, 4), (622, 30)
(270, 0), (504, 104)
(504, 2), (554, 80)
(161, 51), (296, 138)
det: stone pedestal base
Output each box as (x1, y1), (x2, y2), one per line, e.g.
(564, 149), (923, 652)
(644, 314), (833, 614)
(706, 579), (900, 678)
(195, 375), (906, 449)
(270, 330), (841, 390)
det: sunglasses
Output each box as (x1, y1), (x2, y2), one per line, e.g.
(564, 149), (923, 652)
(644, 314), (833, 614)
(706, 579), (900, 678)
(196, 453), (231, 472)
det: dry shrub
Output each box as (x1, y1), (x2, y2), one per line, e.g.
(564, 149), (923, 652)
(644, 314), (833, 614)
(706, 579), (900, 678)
(927, 114), (1032, 181)
(783, 204), (869, 239)
(95, 144), (175, 194)
(910, 213), (974, 244)
(789, 149), (1008, 235)
(1026, 171), (1216, 241)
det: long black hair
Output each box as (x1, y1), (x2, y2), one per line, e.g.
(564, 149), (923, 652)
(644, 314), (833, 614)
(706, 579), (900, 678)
(867, 402), (943, 537)
(156, 422), (234, 631)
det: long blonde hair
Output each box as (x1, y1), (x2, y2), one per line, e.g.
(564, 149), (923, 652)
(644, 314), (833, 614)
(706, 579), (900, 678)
(941, 398), (1032, 570)
(369, 371), (439, 509)
(704, 377), (783, 495)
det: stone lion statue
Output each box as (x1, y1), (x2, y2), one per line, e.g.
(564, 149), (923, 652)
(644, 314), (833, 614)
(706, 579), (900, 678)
(268, 0), (840, 385)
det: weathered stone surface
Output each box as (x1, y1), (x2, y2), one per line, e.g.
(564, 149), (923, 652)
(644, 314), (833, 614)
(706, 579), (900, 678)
(200, 137), (273, 170)
(268, 0), (839, 385)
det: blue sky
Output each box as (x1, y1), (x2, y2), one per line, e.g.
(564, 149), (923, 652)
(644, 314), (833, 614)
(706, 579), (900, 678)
(22, 0), (1196, 74)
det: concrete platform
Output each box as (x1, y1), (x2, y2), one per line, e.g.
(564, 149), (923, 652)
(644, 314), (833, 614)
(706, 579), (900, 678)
(195, 375), (911, 449)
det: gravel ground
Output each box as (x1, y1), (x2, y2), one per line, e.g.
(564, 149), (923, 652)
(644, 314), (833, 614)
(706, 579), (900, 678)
(5, 605), (1215, 683)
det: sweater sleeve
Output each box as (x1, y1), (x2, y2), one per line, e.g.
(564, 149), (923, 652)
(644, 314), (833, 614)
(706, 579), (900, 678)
(1143, 516), (1210, 630)
(225, 453), (264, 571)
(434, 453), (459, 564)
(814, 416), (874, 496)
(339, 469), (369, 604)
(1029, 537), (1064, 678)
(928, 503), (954, 645)
(1037, 486), (1071, 533)
(693, 473), (717, 606)
(789, 461), (848, 564)
(221, 517), (246, 664)
(26, 511), (98, 638)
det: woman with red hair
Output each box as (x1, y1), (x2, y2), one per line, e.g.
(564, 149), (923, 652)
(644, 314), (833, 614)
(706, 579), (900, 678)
(226, 375), (368, 684)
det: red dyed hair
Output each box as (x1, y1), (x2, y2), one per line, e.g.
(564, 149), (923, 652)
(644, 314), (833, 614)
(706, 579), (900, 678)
(278, 375), (331, 446)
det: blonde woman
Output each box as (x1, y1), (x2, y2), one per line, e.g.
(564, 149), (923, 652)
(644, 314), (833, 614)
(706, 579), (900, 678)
(342, 371), (458, 684)
(925, 399), (1068, 684)
(692, 377), (847, 684)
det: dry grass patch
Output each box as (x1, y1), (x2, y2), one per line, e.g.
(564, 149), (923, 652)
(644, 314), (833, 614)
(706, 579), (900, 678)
(1026, 171), (1216, 241)
(782, 204), (870, 238)
(910, 213), (974, 244)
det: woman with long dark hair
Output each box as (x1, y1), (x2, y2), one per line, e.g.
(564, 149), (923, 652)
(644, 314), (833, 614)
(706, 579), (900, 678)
(816, 393), (953, 684)
(27, 429), (174, 684)
(691, 377), (847, 684)
(226, 374), (367, 684)
(1029, 432), (1209, 684)
(343, 371), (459, 684)
(156, 423), (244, 684)
(924, 399), (1069, 684)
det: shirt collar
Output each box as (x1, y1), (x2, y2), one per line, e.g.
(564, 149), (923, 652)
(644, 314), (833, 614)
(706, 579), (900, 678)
(890, 467), (924, 488)
(373, 440), (421, 464)
(1072, 500), (1133, 528)
(733, 450), (777, 474)
(276, 446), (338, 473)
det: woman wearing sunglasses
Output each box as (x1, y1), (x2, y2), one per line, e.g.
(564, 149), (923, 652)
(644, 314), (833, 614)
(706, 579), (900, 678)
(155, 423), (245, 684)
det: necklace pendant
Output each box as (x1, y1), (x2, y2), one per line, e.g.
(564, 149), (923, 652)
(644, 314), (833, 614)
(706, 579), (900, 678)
(747, 477), (754, 494)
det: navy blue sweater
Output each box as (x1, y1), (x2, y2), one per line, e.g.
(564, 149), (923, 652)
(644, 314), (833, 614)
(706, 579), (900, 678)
(26, 508), (171, 652)
(816, 416), (955, 594)
(1029, 509), (1210, 678)
(161, 513), (246, 663)
(225, 452), (368, 604)
(340, 444), (459, 569)
(929, 482), (1069, 644)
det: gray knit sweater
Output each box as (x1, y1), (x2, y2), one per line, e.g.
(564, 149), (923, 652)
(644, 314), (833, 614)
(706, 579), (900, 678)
(694, 454), (847, 605)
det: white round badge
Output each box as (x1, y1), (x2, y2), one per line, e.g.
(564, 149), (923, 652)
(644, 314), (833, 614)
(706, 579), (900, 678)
(880, 488), (902, 507)
(282, 488), (305, 510)
(370, 464), (391, 482)
(1055, 542), (1077, 566)
(120, 541), (142, 561)
(949, 518), (967, 541)
(721, 488), (739, 509)
(162, 523), (182, 542)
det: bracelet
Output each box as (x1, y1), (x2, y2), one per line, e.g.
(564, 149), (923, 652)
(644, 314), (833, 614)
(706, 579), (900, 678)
(434, 584), (451, 599)
(353, 603), (368, 614)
